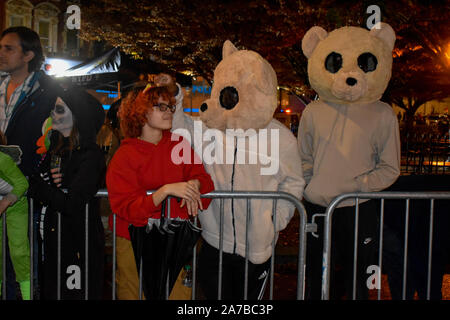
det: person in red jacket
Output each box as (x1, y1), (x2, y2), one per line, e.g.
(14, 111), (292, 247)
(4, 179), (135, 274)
(106, 86), (214, 300)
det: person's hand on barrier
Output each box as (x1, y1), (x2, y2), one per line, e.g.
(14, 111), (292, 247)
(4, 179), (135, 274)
(180, 179), (203, 214)
(164, 181), (201, 205)
(181, 198), (200, 217)
(152, 181), (201, 210)
(0, 197), (13, 215)
(170, 181), (201, 216)
(186, 179), (203, 211)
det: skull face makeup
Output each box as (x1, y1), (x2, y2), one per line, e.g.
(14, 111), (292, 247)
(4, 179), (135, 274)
(51, 97), (73, 137)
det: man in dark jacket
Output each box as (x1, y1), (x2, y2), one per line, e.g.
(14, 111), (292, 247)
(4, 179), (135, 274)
(0, 26), (63, 300)
(0, 27), (63, 177)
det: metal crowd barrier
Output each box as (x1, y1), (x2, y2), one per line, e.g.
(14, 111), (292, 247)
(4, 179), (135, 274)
(0, 196), (90, 301)
(321, 191), (450, 300)
(401, 131), (450, 175)
(194, 191), (307, 300)
(101, 190), (308, 300)
(1, 190), (308, 300)
(4, 190), (448, 300)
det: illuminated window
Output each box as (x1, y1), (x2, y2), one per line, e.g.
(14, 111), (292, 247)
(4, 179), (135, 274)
(38, 20), (50, 52)
(10, 15), (24, 27)
(34, 2), (60, 54)
(6, 0), (33, 28)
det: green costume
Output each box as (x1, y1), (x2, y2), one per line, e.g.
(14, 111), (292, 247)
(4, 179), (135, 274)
(0, 151), (30, 300)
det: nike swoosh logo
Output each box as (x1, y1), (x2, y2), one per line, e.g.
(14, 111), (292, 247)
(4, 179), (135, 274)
(258, 270), (268, 280)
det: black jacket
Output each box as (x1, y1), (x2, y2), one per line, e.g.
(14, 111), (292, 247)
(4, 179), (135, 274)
(4, 72), (64, 177)
(29, 88), (106, 300)
(32, 143), (106, 300)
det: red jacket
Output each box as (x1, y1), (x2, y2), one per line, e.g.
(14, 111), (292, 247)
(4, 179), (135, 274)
(106, 131), (214, 240)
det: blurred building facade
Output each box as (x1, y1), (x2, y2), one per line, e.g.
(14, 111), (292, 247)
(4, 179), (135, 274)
(0, 0), (102, 62)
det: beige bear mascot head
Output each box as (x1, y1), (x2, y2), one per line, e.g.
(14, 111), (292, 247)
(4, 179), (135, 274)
(302, 22), (396, 105)
(199, 40), (278, 131)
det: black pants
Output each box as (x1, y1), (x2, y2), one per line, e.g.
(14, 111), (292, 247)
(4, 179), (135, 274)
(304, 200), (379, 300)
(198, 240), (271, 300)
(41, 215), (105, 300)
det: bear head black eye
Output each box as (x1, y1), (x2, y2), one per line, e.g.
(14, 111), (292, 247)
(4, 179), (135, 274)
(219, 86), (239, 110)
(325, 52), (342, 73)
(358, 52), (378, 73)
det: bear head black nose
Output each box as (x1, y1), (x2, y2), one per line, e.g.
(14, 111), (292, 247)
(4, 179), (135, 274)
(200, 103), (208, 112)
(346, 77), (357, 86)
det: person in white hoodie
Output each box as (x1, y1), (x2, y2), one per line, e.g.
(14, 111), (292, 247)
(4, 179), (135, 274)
(298, 23), (401, 299)
(157, 40), (305, 300)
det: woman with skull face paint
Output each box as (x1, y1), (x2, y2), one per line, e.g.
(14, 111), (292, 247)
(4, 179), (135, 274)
(29, 90), (106, 300)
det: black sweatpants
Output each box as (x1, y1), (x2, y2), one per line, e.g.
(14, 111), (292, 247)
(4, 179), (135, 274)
(304, 200), (379, 300)
(198, 240), (271, 300)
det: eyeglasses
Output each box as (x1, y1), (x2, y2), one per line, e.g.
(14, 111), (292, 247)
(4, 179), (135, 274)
(153, 103), (176, 113)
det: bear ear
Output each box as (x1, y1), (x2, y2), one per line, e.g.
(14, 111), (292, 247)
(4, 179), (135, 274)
(223, 40), (238, 59)
(254, 59), (278, 95)
(302, 26), (328, 59)
(369, 22), (396, 52)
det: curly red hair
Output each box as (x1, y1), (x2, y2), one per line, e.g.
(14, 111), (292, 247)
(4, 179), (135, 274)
(118, 86), (176, 138)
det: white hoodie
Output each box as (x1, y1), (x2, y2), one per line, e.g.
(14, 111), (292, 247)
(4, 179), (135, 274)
(297, 100), (400, 208)
(171, 86), (305, 264)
